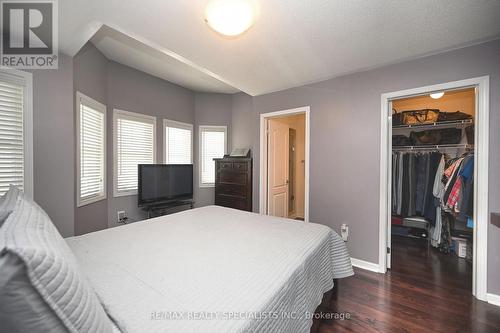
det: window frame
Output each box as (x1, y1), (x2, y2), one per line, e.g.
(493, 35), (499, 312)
(163, 119), (193, 164)
(199, 125), (227, 188)
(76, 92), (107, 207)
(113, 109), (157, 197)
(0, 69), (33, 198)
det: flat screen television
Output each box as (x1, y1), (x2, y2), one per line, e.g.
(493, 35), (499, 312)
(138, 164), (193, 206)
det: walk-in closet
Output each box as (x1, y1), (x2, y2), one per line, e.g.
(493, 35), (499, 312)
(390, 88), (475, 291)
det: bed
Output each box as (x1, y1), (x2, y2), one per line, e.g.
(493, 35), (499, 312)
(65, 206), (354, 333)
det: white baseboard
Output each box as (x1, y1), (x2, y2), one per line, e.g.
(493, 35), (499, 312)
(351, 258), (381, 273)
(487, 293), (500, 307)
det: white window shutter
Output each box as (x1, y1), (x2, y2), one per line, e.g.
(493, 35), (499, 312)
(164, 120), (192, 164)
(200, 126), (226, 186)
(77, 93), (106, 206)
(0, 80), (24, 195)
(114, 110), (156, 196)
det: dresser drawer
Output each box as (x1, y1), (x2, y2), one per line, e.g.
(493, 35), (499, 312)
(216, 184), (246, 197)
(219, 171), (247, 185)
(233, 162), (247, 171)
(219, 162), (233, 170)
(216, 194), (248, 210)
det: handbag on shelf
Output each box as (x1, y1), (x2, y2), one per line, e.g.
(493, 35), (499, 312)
(438, 111), (472, 122)
(392, 108), (404, 126)
(402, 109), (440, 125)
(410, 128), (462, 145)
(392, 135), (413, 146)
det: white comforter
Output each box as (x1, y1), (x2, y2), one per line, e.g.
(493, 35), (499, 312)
(66, 206), (353, 333)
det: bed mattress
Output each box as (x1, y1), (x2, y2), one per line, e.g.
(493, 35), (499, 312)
(66, 206), (353, 333)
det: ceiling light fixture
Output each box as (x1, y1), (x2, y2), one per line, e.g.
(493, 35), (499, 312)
(205, 0), (257, 37)
(430, 92), (445, 99)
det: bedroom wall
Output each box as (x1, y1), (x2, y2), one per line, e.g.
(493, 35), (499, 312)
(29, 54), (75, 237)
(193, 93), (233, 207)
(106, 61), (195, 228)
(73, 43), (109, 235)
(231, 39), (500, 295)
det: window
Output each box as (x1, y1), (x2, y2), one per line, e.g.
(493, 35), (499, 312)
(163, 119), (193, 164)
(199, 126), (227, 187)
(0, 69), (32, 197)
(113, 110), (156, 196)
(76, 92), (106, 206)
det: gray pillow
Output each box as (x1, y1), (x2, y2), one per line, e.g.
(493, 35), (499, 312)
(0, 253), (68, 333)
(0, 185), (20, 226)
(0, 193), (113, 333)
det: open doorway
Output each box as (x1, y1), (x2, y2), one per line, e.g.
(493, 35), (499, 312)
(260, 107), (310, 221)
(379, 77), (489, 301)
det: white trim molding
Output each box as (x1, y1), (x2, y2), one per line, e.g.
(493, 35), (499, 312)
(487, 293), (500, 307)
(198, 125), (227, 188)
(259, 106), (310, 222)
(0, 68), (33, 199)
(351, 258), (381, 273)
(379, 76), (490, 301)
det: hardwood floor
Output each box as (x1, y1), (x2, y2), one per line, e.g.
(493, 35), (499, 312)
(313, 236), (500, 333)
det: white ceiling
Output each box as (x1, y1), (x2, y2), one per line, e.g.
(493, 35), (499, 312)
(90, 26), (239, 94)
(61, 0), (500, 96)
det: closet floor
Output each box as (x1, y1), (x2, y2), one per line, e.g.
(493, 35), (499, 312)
(313, 236), (500, 333)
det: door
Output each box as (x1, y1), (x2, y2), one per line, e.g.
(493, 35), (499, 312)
(267, 119), (289, 217)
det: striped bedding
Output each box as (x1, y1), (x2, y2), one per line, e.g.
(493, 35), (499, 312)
(66, 206), (353, 333)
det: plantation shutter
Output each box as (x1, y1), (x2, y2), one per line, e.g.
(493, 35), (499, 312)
(200, 126), (226, 185)
(78, 99), (106, 205)
(164, 120), (192, 164)
(115, 111), (156, 195)
(0, 79), (24, 195)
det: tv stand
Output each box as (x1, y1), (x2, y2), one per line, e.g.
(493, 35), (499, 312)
(143, 200), (195, 219)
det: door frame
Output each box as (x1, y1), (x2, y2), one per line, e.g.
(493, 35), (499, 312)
(259, 106), (310, 222)
(378, 76), (489, 301)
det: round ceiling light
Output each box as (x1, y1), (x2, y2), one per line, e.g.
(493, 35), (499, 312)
(205, 0), (257, 37)
(430, 92), (445, 99)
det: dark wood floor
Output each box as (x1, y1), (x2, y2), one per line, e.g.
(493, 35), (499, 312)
(314, 236), (500, 332)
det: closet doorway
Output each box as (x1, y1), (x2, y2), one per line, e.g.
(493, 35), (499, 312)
(379, 77), (489, 301)
(259, 107), (310, 222)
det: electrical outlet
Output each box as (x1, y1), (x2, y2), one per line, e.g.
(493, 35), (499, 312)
(117, 211), (127, 224)
(341, 224), (349, 242)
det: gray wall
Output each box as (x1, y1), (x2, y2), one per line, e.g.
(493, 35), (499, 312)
(73, 43), (109, 235)
(72, 44), (235, 233)
(106, 61), (195, 228)
(30, 54), (75, 237)
(231, 39), (500, 294)
(194, 93), (233, 207)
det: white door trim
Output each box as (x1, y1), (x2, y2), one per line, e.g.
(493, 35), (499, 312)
(379, 76), (490, 301)
(259, 106), (310, 222)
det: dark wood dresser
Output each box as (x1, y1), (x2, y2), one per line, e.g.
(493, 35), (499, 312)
(214, 156), (252, 211)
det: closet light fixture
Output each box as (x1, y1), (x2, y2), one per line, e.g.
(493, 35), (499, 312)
(205, 0), (257, 37)
(430, 92), (445, 99)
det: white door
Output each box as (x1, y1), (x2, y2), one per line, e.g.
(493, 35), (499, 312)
(267, 119), (289, 217)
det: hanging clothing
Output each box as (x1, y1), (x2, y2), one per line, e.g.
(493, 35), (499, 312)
(391, 149), (474, 250)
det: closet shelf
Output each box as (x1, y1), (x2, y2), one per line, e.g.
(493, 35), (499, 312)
(392, 119), (473, 130)
(393, 144), (474, 151)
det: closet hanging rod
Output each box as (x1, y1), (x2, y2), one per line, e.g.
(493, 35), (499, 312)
(393, 144), (474, 151)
